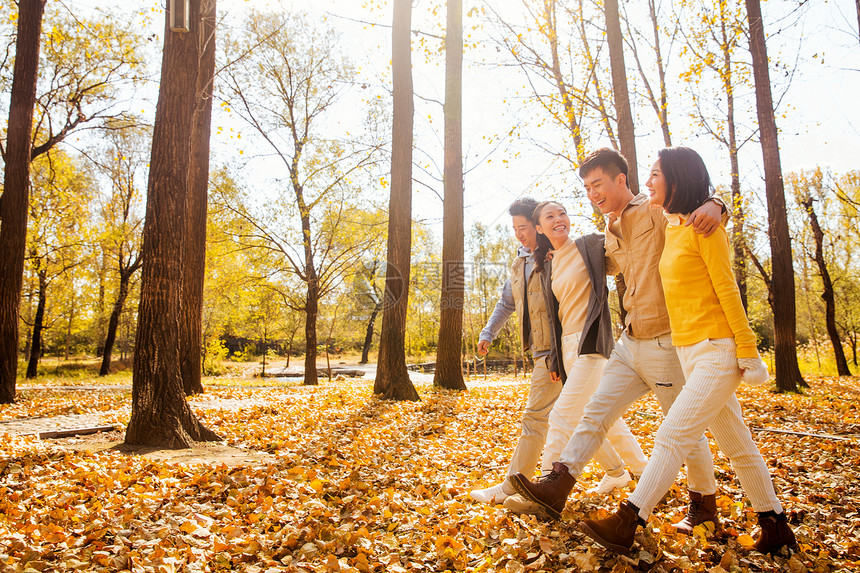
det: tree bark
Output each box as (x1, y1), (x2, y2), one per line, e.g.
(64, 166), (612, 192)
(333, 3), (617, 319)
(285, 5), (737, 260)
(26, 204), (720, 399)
(745, 0), (805, 392)
(304, 272), (320, 386)
(180, 0), (217, 396)
(360, 304), (381, 364)
(0, 0), (46, 402)
(100, 264), (137, 376)
(374, 0), (419, 401)
(434, 0), (466, 391)
(801, 197), (851, 376)
(604, 0), (639, 193)
(721, 7), (747, 310)
(125, 0), (220, 448)
(25, 269), (46, 379)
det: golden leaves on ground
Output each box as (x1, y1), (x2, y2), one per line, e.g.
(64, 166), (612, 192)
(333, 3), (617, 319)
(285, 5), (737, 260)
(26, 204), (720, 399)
(1, 375), (858, 571)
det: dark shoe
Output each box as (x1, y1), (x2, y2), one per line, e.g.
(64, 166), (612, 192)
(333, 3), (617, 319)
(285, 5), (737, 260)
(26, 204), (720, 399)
(510, 462), (576, 520)
(672, 491), (720, 535)
(754, 511), (797, 555)
(579, 500), (645, 554)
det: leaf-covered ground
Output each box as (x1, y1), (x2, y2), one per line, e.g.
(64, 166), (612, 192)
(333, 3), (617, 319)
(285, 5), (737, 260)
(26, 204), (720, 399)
(1, 374), (859, 572)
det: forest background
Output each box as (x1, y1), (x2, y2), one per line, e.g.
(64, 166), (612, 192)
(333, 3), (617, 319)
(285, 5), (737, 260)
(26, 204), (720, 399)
(3, 0), (860, 384)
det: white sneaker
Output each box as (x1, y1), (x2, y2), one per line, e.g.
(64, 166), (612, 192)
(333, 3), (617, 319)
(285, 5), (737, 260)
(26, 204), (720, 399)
(470, 481), (511, 504)
(586, 469), (632, 494)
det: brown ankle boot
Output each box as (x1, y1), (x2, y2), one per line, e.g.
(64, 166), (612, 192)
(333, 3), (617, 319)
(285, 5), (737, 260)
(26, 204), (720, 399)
(672, 491), (719, 535)
(510, 462), (576, 520)
(754, 511), (797, 555)
(579, 500), (645, 554)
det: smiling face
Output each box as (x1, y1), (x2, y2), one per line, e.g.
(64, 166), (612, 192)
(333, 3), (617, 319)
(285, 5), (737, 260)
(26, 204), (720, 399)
(534, 203), (570, 249)
(583, 166), (634, 216)
(511, 215), (538, 251)
(645, 160), (668, 208)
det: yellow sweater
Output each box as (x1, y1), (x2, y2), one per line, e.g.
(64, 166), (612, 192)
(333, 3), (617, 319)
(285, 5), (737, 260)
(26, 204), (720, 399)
(659, 215), (758, 358)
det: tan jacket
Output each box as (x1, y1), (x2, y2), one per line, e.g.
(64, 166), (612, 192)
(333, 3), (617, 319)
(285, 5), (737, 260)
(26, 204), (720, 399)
(511, 255), (553, 354)
(606, 193), (727, 339)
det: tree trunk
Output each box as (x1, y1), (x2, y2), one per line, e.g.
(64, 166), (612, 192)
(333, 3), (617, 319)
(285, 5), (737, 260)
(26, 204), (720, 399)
(100, 269), (132, 376)
(604, 0), (639, 193)
(0, 0), (46, 402)
(304, 273), (319, 386)
(722, 9), (747, 310)
(801, 197), (851, 376)
(649, 0), (671, 147)
(125, 0), (220, 448)
(180, 0), (216, 396)
(745, 0), (805, 392)
(434, 0), (466, 391)
(25, 270), (47, 379)
(360, 304), (381, 364)
(374, 0), (419, 402)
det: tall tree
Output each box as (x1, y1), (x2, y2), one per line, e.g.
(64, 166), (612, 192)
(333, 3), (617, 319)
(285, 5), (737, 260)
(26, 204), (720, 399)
(0, 0), (46, 403)
(790, 170), (852, 376)
(374, 0), (419, 401)
(745, 0), (805, 392)
(434, 0), (467, 391)
(678, 0), (751, 308)
(95, 119), (147, 376)
(24, 152), (92, 378)
(604, 0), (638, 193)
(180, 0), (217, 395)
(125, 0), (220, 447)
(219, 9), (380, 386)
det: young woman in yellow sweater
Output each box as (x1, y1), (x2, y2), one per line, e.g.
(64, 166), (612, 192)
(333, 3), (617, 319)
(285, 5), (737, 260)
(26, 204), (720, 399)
(579, 148), (796, 555)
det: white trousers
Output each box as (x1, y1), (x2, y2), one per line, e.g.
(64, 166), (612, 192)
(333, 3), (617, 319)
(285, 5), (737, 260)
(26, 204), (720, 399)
(541, 333), (648, 476)
(559, 332), (717, 494)
(505, 355), (563, 477)
(628, 338), (783, 518)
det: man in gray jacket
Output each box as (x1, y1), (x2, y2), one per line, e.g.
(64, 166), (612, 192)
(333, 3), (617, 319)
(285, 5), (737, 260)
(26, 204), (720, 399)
(469, 198), (560, 504)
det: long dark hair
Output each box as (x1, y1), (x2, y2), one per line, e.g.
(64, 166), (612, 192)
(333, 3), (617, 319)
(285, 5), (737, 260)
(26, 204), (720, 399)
(532, 200), (563, 273)
(658, 147), (714, 214)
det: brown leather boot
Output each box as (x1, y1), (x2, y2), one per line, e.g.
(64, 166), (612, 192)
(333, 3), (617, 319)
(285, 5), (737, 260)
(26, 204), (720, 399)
(754, 511), (797, 555)
(510, 462), (576, 520)
(579, 500), (646, 554)
(672, 491), (719, 535)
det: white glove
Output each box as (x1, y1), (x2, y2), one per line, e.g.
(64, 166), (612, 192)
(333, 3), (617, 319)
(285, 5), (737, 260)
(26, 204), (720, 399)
(738, 357), (769, 385)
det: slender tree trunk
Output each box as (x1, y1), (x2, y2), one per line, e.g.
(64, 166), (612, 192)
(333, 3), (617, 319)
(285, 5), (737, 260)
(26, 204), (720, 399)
(360, 304), (381, 364)
(649, 0), (671, 146)
(745, 0), (805, 392)
(180, 0), (216, 396)
(65, 293), (75, 361)
(25, 270), (47, 379)
(856, 0), (860, 47)
(0, 0), (46, 402)
(604, 0), (639, 193)
(125, 0), (220, 448)
(100, 269), (133, 376)
(721, 10), (747, 310)
(801, 197), (851, 375)
(304, 273), (320, 386)
(374, 0), (419, 401)
(434, 0), (466, 391)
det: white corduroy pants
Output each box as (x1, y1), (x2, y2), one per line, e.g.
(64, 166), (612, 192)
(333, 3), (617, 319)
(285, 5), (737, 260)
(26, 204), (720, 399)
(627, 338), (783, 518)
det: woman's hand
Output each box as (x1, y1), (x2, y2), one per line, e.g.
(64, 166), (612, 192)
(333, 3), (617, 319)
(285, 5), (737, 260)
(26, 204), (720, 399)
(738, 357), (769, 385)
(550, 371), (561, 383)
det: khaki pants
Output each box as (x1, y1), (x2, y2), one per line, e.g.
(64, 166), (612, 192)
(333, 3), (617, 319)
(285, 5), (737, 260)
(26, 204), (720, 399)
(628, 338), (782, 518)
(505, 355), (562, 478)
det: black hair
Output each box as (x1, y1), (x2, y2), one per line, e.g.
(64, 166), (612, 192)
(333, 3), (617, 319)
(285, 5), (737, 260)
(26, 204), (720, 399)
(579, 147), (629, 181)
(508, 197), (539, 220)
(531, 200), (563, 274)
(657, 147), (713, 214)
